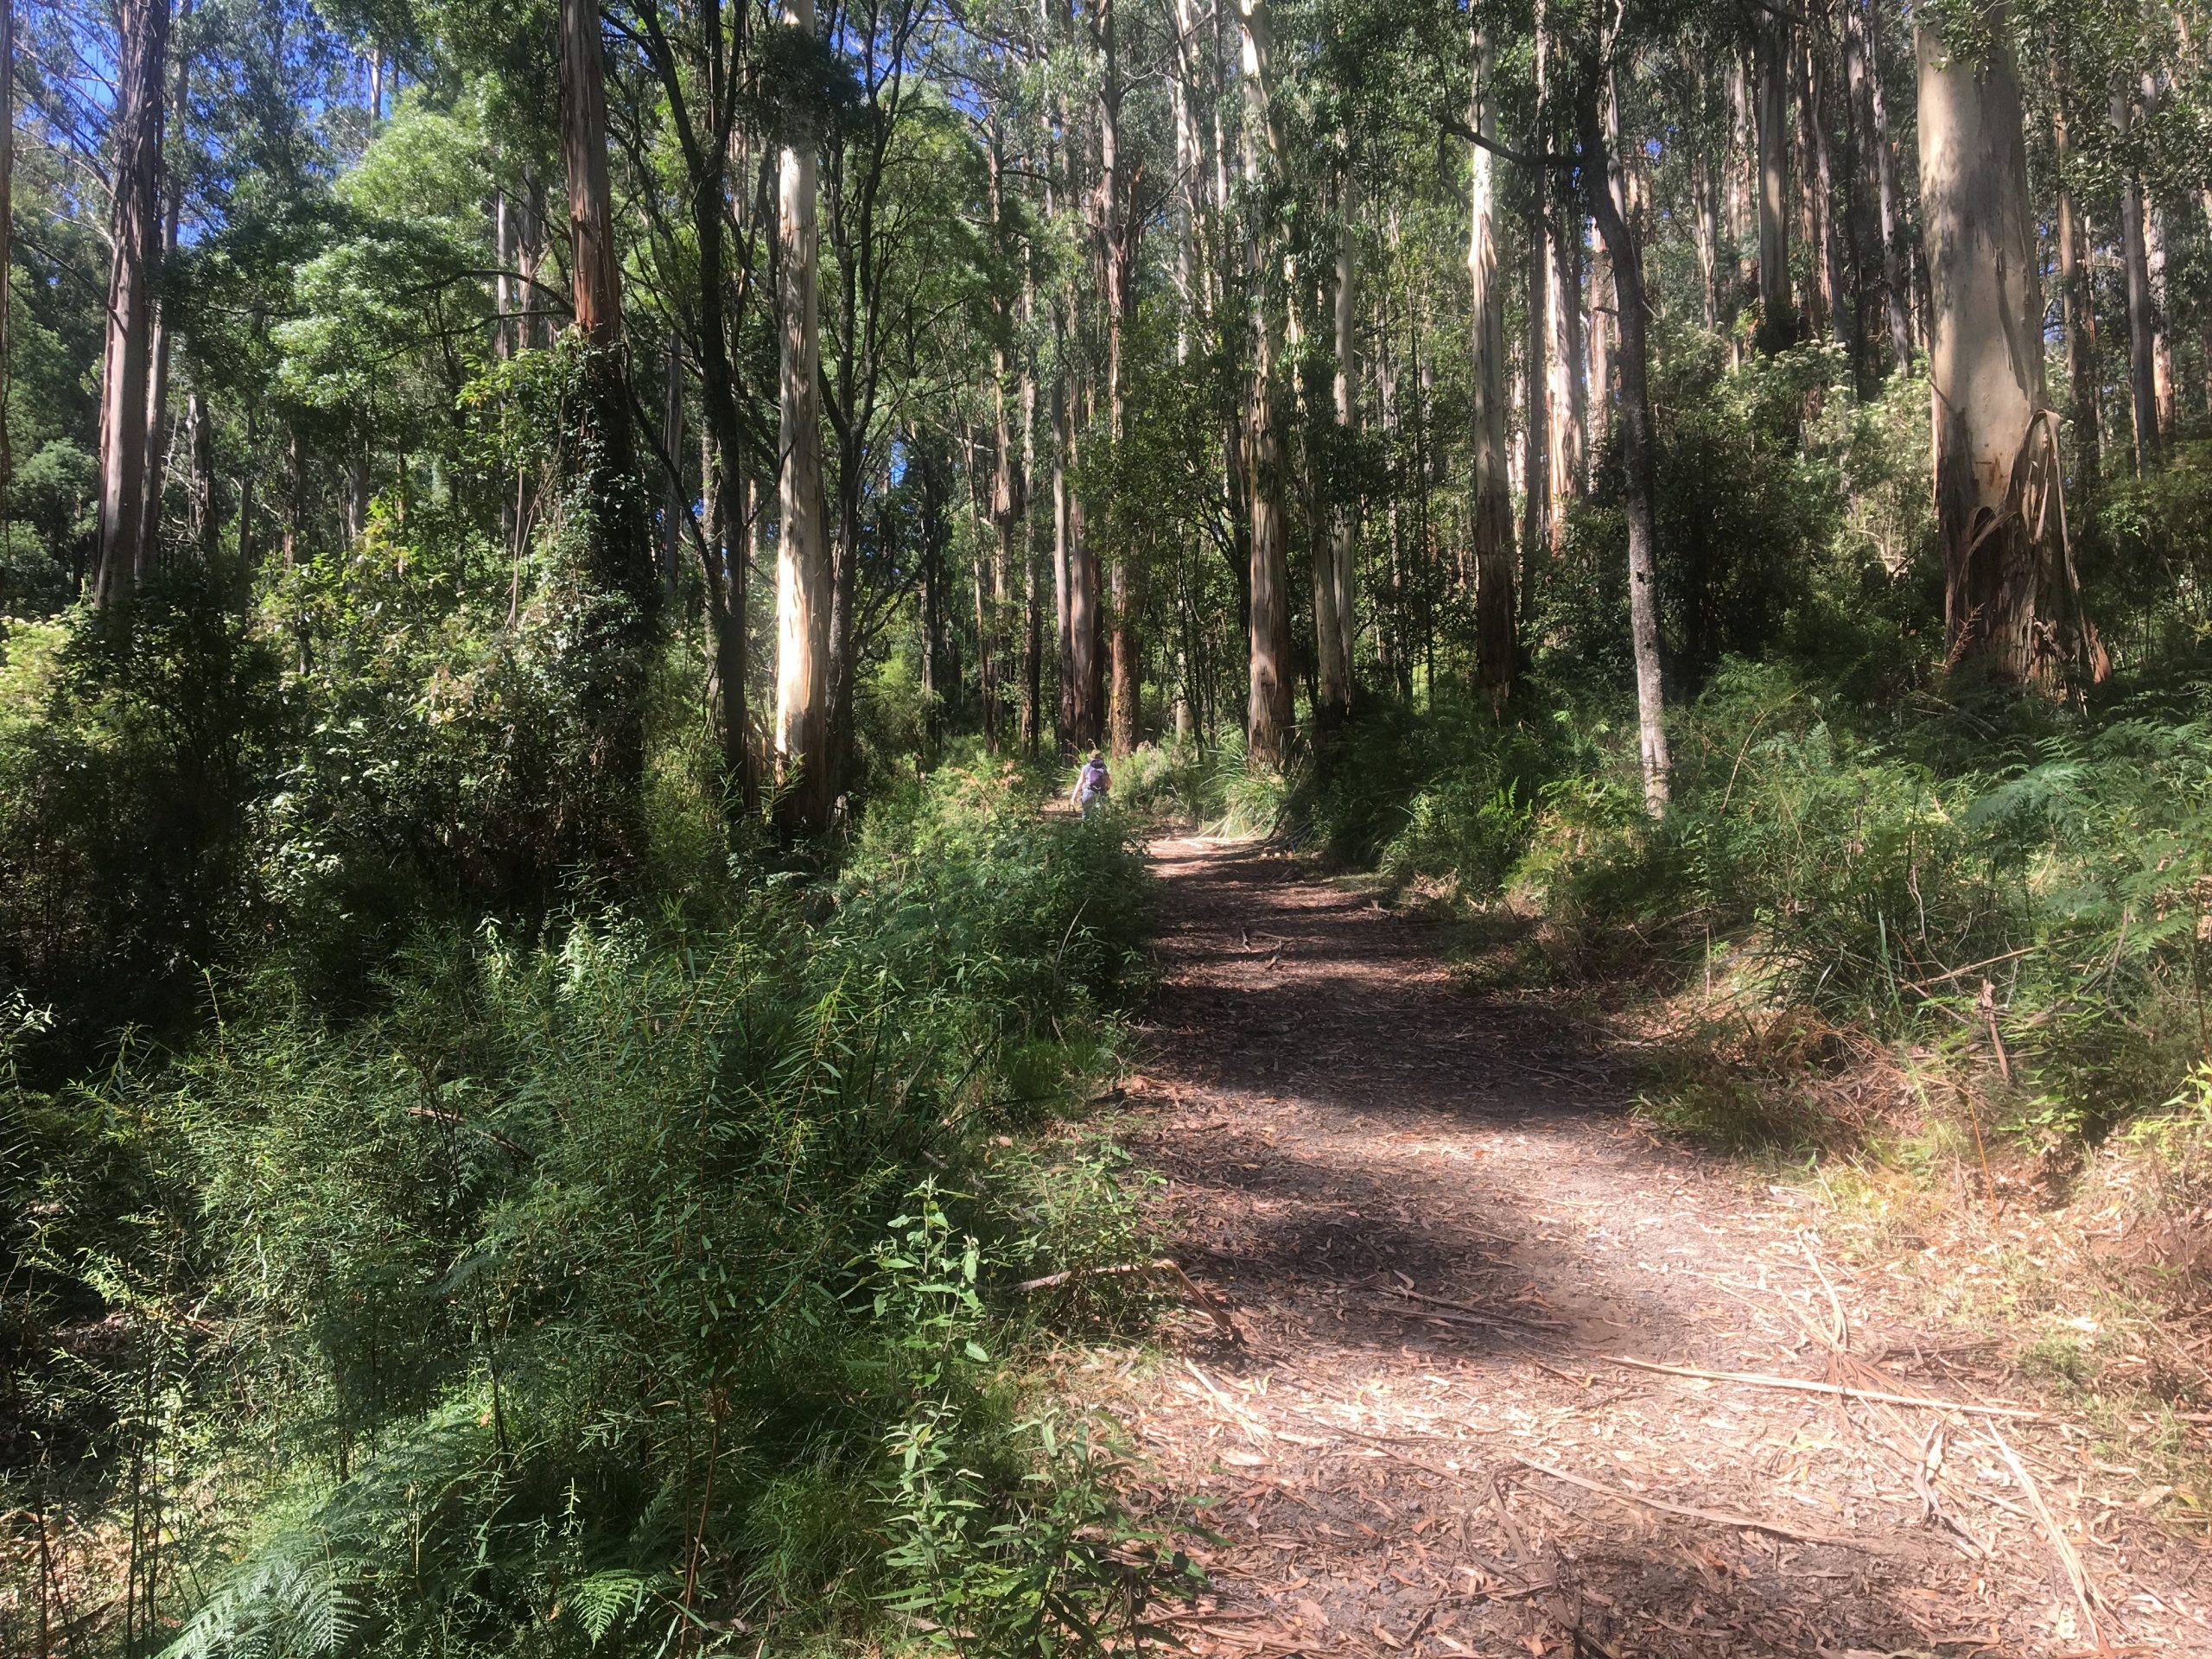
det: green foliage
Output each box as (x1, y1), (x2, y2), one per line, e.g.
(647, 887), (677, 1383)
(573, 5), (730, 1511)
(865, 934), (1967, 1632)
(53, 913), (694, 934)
(0, 580), (287, 1059)
(7, 756), (1166, 1658)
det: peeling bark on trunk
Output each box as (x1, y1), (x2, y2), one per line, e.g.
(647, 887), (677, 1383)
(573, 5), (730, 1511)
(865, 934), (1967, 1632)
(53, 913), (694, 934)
(1468, 27), (1514, 706)
(93, 0), (171, 610)
(772, 0), (832, 834)
(1919, 6), (2101, 688)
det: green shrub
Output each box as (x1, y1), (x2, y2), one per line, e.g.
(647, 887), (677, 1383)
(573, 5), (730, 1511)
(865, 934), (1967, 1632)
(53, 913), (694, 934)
(16, 760), (1170, 1659)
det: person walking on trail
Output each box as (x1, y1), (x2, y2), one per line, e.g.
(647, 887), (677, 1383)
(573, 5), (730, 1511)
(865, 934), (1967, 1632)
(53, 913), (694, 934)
(1072, 750), (1111, 819)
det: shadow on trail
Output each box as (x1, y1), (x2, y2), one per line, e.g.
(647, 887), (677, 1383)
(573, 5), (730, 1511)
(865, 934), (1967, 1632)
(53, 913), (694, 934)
(1117, 834), (2014, 1659)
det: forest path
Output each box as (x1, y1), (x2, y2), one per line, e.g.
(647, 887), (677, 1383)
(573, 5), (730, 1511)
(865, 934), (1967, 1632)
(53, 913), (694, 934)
(1082, 831), (2212, 1659)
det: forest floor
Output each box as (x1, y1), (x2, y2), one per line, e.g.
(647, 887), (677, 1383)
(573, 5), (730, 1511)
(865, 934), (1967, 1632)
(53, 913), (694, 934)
(1065, 831), (2212, 1659)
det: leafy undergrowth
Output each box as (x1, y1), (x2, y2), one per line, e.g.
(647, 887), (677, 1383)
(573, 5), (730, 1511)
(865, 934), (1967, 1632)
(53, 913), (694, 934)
(3, 758), (1200, 1658)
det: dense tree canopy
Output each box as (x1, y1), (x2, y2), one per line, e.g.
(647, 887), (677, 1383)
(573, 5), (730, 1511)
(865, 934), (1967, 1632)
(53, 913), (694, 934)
(18, 0), (2212, 1648)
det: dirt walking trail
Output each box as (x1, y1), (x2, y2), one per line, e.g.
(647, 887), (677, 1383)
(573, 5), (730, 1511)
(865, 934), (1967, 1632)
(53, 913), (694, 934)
(1090, 833), (2212, 1659)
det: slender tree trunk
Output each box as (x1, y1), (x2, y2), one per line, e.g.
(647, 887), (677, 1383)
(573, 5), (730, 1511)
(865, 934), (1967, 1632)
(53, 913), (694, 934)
(0, 0), (14, 496)
(1753, 11), (1796, 351)
(557, 0), (652, 840)
(772, 0), (831, 834)
(1806, 23), (1851, 354)
(1548, 203), (1585, 514)
(660, 344), (683, 601)
(93, 0), (171, 610)
(1919, 4), (2101, 686)
(2112, 90), (2159, 475)
(2051, 87), (2099, 490)
(2145, 198), (2174, 438)
(1521, 190), (1551, 629)
(1331, 208), (1357, 690)
(187, 391), (213, 562)
(494, 189), (516, 359)
(1020, 303), (1043, 754)
(137, 0), (190, 579)
(1096, 0), (1140, 756)
(1311, 196), (1351, 721)
(1576, 67), (1669, 815)
(1238, 0), (1292, 766)
(1856, 0), (1911, 370)
(1468, 27), (1515, 706)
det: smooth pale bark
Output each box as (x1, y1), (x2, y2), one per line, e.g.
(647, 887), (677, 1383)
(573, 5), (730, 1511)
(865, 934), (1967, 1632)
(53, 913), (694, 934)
(1521, 194), (1551, 624)
(93, 0), (171, 610)
(2052, 90), (2099, 488)
(1587, 245), (1612, 447)
(1918, 7), (2099, 686)
(2145, 203), (2174, 437)
(494, 190), (516, 360)
(187, 391), (214, 563)
(1547, 207), (1585, 516)
(2111, 91), (2158, 475)
(1575, 67), (1669, 815)
(1753, 13), (1795, 350)
(1467, 27), (1514, 706)
(772, 0), (831, 834)
(137, 0), (190, 577)
(1238, 0), (1292, 766)
(1331, 210), (1357, 689)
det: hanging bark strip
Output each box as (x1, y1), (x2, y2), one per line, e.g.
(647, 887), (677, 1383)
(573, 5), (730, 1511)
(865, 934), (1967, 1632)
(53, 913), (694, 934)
(1918, 3), (2103, 689)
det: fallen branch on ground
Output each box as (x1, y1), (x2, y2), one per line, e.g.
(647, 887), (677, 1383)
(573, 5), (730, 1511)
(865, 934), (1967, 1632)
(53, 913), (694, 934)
(1382, 1286), (1568, 1329)
(1596, 1356), (2046, 1420)
(1510, 1455), (1913, 1555)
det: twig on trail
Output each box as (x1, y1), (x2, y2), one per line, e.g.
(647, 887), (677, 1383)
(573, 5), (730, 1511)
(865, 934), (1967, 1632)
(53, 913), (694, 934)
(1799, 1233), (1849, 1354)
(1381, 1287), (1568, 1330)
(1484, 1472), (1532, 1566)
(1987, 1423), (2115, 1655)
(1511, 1455), (1914, 1556)
(1595, 1356), (2047, 1420)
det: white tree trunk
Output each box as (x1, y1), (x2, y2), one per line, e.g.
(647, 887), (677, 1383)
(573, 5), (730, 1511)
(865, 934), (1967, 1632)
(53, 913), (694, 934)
(1468, 28), (1514, 703)
(773, 0), (831, 832)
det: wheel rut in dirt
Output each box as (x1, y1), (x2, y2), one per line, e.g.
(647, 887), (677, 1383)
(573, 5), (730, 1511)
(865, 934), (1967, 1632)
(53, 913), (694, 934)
(1085, 833), (2212, 1659)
